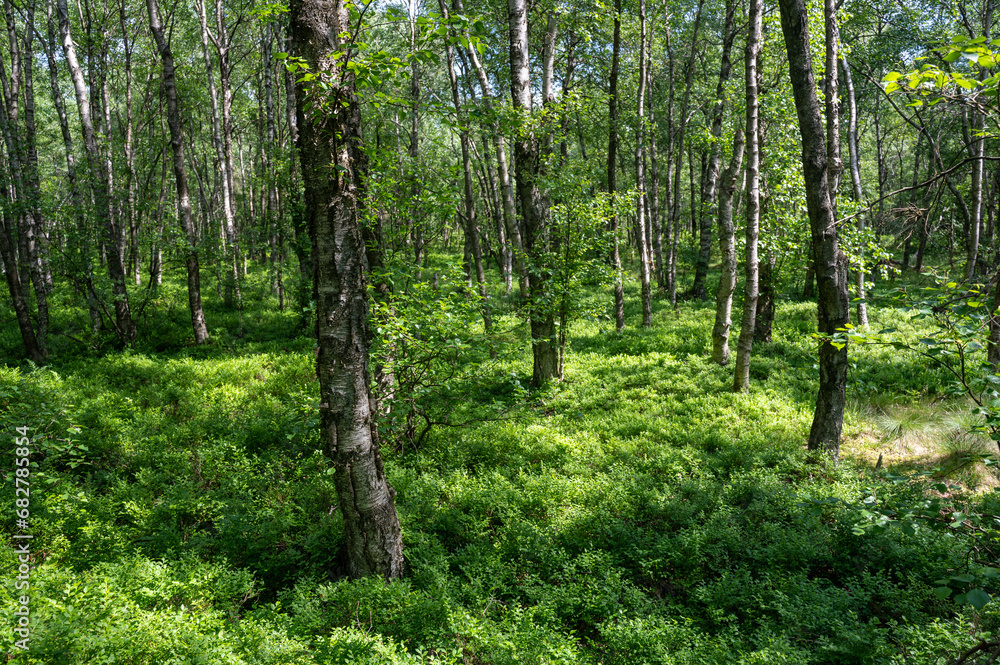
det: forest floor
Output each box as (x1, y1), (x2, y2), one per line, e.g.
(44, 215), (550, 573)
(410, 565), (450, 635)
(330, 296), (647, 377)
(1, 260), (999, 664)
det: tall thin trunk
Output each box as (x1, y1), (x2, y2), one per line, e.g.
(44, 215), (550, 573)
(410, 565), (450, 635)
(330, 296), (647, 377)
(691, 0), (737, 300)
(147, 0), (210, 344)
(456, 0), (524, 298)
(733, 0), (762, 393)
(712, 128), (745, 365)
(58, 0), (134, 343)
(840, 54), (867, 325)
(635, 0), (652, 328)
(44, 0), (99, 330)
(0, 208), (43, 362)
(263, 22), (280, 295)
(608, 0), (624, 331)
(779, 0), (851, 458)
(3, 0), (48, 354)
(509, 0), (558, 385)
(438, 0), (493, 344)
(668, 0), (703, 304)
(290, 0), (403, 579)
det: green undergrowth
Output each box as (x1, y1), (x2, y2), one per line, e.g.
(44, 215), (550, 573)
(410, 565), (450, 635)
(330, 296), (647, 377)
(1, 267), (998, 664)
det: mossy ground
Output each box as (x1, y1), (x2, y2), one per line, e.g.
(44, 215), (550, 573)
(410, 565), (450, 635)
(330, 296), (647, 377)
(1, 259), (998, 664)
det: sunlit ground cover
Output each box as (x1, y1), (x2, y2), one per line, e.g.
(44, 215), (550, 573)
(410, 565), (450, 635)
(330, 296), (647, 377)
(1, 261), (998, 664)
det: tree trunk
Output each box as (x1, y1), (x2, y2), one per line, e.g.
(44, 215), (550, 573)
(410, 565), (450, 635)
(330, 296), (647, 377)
(712, 128), (745, 366)
(58, 0), (134, 344)
(455, 0), (524, 299)
(778, 0), (851, 458)
(635, 0), (652, 328)
(508, 0), (558, 385)
(668, 0), (703, 304)
(0, 195), (44, 363)
(840, 44), (868, 327)
(733, 0), (762, 393)
(148, 0), (210, 345)
(608, 0), (625, 331)
(754, 251), (776, 343)
(290, 0), (403, 579)
(438, 0), (493, 345)
(691, 0), (737, 300)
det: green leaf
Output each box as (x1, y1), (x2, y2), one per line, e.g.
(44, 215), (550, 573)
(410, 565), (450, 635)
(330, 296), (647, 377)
(966, 588), (991, 610)
(933, 586), (953, 600)
(950, 574), (976, 583)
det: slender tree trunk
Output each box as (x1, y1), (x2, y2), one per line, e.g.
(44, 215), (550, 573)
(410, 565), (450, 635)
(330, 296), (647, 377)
(778, 0), (851, 458)
(58, 0), (134, 344)
(669, 0), (704, 304)
(840, 54), (867, 325)
(290, 0), (403, 579)
(456, 0), (524, 298)
(608, 0), (624, 331)
(509, 0), (558, 385)
(43, 0), (100, 330)
(635, 0), (652, 328)
(0, 187), (43, 362)
(438, 0), (493, 345)
(733, 0), (762, 393)
(2, 0), (49, 355)
(692, 0), (737, 300)
(148, 0), (209, 344)
(712, 128), (745, 365)
(755, 251), (776, 342)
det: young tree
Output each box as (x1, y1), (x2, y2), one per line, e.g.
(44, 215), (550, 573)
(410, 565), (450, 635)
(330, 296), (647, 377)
(290, 0), (403, 578)
(58, 0), (135, 344)
(778, 0), (851, 457)
(607, 0), (625, 331)
(733, 0), (762, 393)
(711, 128), (745, 366)
(147, 0), (210, 344)
(692, 0), (738, 301)
(508, 0), (559, 386)
(634, 0), (652, 329)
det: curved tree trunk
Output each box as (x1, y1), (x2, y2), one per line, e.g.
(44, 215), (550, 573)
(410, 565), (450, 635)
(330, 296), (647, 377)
(147, 0), (210, 345)
(290, 0), (403, 579)
(778, 0), (851, 458)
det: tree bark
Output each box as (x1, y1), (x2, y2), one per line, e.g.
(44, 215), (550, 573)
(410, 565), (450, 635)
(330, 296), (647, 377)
(456, 0), (524, 298)
(733, 0), (762, 393)
(840, 54), (867, 326)
(712, 128), (745, 366)
(508, 0), (558, 385)
(438, 0), (493, 344)
(607, 0), (625, 331)
(290, 0), (403, 579)
(778, 0), (851, 458)
(691, 0), (737, 300)
(668, 0), (703, 304)
(634, 0), (652, 328)
(148, 0), (210, 345)
(58, 0), (134, 344)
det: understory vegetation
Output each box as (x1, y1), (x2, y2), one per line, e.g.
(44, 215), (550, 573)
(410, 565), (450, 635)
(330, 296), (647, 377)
(2, 258), (998, 664)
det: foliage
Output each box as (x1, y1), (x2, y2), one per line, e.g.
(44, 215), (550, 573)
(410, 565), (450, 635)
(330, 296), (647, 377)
(4, 269), (1000, 663)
